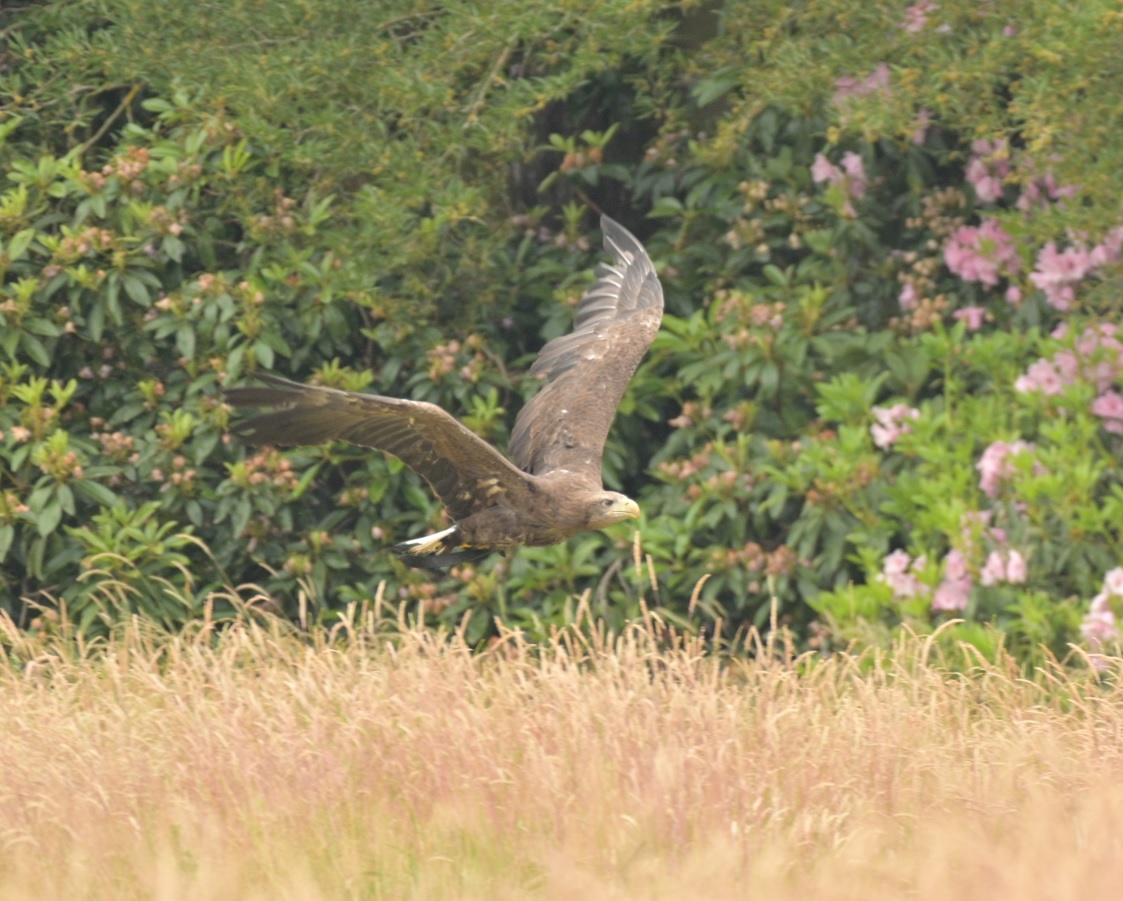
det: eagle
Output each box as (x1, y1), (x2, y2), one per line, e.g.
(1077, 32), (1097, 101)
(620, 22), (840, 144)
(225, 215), (664, 569)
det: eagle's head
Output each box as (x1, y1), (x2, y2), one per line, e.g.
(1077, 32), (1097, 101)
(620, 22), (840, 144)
(585, 491), (641, 530)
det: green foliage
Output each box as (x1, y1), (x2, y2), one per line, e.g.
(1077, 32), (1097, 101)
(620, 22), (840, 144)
(2, 0), (1123, 666)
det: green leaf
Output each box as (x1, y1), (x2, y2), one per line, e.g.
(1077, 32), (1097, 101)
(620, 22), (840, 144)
(0, 114), (23, 146)
(292, 461), (322, 501)
(123, 273), (151, 306)
(231, 498), (252, 540)
(162, 234), (185, 262)
(88, 303), (106, 341)
(176, 323), (196, 360)
(7, 228), (35, 261)
(20, 333), (51, 367)
(253, 338), (275, 369)
(186, 500), (204, 526)
(36, 497), (63, 538)
(1, 328), (19, 358)
(649, 196), (684, 217)
(691, 69), (739, 108)
(74, 478), (120, 508)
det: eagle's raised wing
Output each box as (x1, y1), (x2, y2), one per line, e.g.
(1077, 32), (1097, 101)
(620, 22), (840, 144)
(507, 215), (664, 483)
(226, 375), (532, 521)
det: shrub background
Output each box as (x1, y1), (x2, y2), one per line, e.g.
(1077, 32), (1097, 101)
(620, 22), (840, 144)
(2, 0), (1122, 661)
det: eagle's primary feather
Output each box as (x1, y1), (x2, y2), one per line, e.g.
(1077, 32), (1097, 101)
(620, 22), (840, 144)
(225, 215), (664, 568)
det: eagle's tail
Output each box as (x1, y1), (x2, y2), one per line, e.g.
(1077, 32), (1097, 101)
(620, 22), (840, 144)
(391, 526), (493, 571)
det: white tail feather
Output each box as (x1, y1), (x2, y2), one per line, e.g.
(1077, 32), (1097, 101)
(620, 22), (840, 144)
(394, 525), (458, 555)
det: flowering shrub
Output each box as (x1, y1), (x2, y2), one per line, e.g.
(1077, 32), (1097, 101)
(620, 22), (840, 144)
(2, 1), (1123, 666)
(1082, 569), (1123, 668)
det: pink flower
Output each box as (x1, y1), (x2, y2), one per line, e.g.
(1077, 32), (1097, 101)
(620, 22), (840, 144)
(1081, 595), (1117, 643)
(1014, 359), (1065, 396)
(812, 152), (867, 207)
(811, 153), (842, 184)
(878, 550), (928, 601)
(1029, 242), (1093, 311)
(980, 551), (1006, 587)
(944, 548), (969, 581)
(944, 219), (1021, 286)
(1090, 227), (1123, 267)
(840, 152), (868, 199)
(980, 549), (1027, 586)
(875, 548), (929, 597)
(932, 582), (970, 611)
(1091, 391), (1123, 434)
(1006, 550), (1027, 584)
(964, 139), (1011, 204)
(1017, 325), (1123, 408)
(1016, 170), (1078, 212)
(833, 63), (891, 105)
(1082, 588), (1119, 652)
(966, 162), (1003, 203)
(976, 439), (1035, 498)
(911, 109), (932, 146)
(1105, 567), (1123, 598)
(1052, 350), (1081, 384)
(899, 282), (918, 310)
(902, 1), (939, 33)
(932, 549), (971, 612)
(1080, 569), (1123, 662)
(871, 403), (920, 450)
(953, 306), (987, 331)
(883, 549), (911, 575)
(1004, 285), (1023, 305)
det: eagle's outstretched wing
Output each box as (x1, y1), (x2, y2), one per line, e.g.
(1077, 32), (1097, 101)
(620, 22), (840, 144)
(226, 375), (532, 521)
(507, 215), (664, 483)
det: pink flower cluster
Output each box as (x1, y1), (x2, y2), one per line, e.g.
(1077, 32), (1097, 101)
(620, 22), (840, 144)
(1016, 168), (1078, 212)
(931, 512), (1029, 612)
(979, 549), (1027, 586)
(1028, 229), (1123, 311)
(976, 439), (1036, 499)
(902, 1), (939, 33)
(944, 218), (1021, 286)
(952, 305), (987, 331)
(812, 152), (868, 217)
(908, 109), (932, 146)
(880, 511), (1029, 614)
(965, 139), (1010, 204)
(932, 549), (971, 611)
(879, 549), (927, 600)
(1082, 568), (1123, 661)
(1029, 243), (1093, 311)
(871, 403), (920, 449)
(1091, 391), (1123, 434)
(1014, 358), (1067, 396)
(833, 63), (891, 106)
(1016, 323), (1123, 432)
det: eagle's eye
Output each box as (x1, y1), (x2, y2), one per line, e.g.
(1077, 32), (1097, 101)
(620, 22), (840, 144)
(602, 498), (615, 506)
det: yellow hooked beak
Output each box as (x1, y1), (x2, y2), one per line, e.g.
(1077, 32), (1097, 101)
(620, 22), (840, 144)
(617, 498), (641, 521)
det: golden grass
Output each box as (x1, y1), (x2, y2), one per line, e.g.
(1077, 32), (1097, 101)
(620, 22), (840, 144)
(0, 607), (1121, 900)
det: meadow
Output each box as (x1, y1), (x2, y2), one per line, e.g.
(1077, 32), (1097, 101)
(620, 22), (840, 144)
(1, 599), (1120, 900)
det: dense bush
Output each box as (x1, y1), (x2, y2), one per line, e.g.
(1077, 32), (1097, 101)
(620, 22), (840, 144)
(2, 0), (1122, 664)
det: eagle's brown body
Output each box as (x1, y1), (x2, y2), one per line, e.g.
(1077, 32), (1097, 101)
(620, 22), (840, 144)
(226, 215), (663, 568)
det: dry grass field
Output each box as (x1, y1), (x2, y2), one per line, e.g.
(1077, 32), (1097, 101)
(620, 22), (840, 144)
(0, 600), (1120, 900)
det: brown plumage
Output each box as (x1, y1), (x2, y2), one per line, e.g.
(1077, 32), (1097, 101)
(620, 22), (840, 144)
(225, 215), (663, 569)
